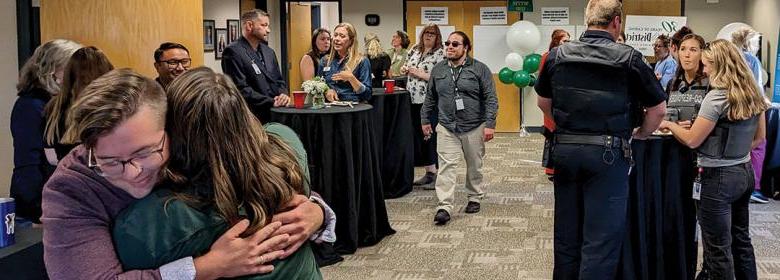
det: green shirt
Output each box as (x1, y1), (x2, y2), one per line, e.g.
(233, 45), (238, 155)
(386, 47), (408, 77)
(112, 123), (321, 279)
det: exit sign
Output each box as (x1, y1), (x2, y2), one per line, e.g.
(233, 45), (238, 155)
(508, 0), (533, 12)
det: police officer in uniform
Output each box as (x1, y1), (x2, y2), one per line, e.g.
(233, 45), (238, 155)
(535, 0), (667, 278)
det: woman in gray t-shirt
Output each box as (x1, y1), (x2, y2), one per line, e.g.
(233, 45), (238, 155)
(658, 39), (768, 279)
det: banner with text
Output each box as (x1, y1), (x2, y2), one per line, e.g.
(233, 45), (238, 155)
(625, 15), (687, 56)
(773, 27), (780, 102)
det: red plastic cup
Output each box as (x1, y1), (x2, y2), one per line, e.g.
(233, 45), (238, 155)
(383, 79), (395, 93)
(293, 91), (306, 109)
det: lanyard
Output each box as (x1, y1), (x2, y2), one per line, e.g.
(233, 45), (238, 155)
(450, 65), (463, 94)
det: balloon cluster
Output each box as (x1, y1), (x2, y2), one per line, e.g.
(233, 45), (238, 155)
(499, 21), (542, 88)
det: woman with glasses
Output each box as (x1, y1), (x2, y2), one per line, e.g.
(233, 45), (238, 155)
(299, 28), (331, 82)
(44, 46), (114, 164)
(321, 23), (372, 102)
(11, 39), (80, 223)
(112, 67), (323, 279)
(42, 69), (332, 279)
(403, 23), (445, 188)
(659, 39), (767, 279)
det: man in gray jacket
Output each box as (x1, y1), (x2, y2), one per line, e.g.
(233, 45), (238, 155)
(421, 31), (498, 225)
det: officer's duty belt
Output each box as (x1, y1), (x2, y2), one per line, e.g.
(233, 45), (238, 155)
(554, 134), (626, 148)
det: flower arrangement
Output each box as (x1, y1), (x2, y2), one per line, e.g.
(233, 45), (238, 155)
(302, 77), (329, 109)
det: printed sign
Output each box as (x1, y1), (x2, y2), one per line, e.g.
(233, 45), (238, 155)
(541, 7), (569, 25)
(773, 27), (780, 102)
(625, 15), (688, 56)
(508, 0), (533, 12)
(480, 7), (507, 25)
(422, 7), (448, 25)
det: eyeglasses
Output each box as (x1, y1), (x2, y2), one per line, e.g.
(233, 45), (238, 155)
(159, 59), (192, 69)
(424, 32), (437, 37)
(88, 133), (166, 178)
(444, 41), (462, 47)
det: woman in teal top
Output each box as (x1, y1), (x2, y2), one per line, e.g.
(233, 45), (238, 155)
(113, 67), (321, 279)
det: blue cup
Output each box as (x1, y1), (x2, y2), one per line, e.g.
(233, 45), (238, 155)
(0, 198), (15, 248)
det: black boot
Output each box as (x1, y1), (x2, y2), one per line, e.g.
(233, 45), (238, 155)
(413, 172), (436, 187)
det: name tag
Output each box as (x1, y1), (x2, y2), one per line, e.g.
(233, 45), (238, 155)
(455, 98), (464, 111)
(323, 66), (331, 72)
(692, 181), (701, 200)
(251, 62), (262, 75)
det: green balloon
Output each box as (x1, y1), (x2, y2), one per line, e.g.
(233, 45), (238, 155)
(498, 67), (515, 84)
(513, 70), (531, 87)
(523, 54), (541, 73)
(528, 74), (537, 87)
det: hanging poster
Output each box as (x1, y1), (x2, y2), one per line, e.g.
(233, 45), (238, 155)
(625, 15), (688, 56)
(480, 7), (507, 25)
(422, 7), (448, 25)
(541, 7), (569, 25)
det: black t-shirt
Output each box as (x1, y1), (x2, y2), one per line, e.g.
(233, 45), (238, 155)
(369, 54), (391, 88)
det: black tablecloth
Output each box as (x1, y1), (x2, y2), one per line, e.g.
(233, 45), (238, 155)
(620, 137), (698, 280)
(761, 105), (780, 198)
(270, 104), (395, 255)
(0, 226), (47, 279)
(370, 89), (414, 198)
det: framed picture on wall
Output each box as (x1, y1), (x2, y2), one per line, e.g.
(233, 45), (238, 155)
(203, 20), (215, 52)
(227, 19), (240, 44)
(215, 28), (228, 60)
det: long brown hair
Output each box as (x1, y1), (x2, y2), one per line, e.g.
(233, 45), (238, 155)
(326, 23), (363, 71)
(414, 24), (442, 54)
(307, 28), (331, 70)
(702, 39), (768, 121)
(669, 34), (706, 92)
(548, 29), (570, 51)
(165, 67), (305, 236)
(44, 46), (114, 146)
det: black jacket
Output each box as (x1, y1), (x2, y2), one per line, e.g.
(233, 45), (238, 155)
(221, 37), (288, 120)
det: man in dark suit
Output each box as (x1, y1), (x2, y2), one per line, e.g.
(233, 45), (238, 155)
(222, 9), (289, 121)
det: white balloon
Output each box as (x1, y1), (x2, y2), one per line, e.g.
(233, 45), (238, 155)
(506, 20), (541, 54)
(505, 53), (524, 71)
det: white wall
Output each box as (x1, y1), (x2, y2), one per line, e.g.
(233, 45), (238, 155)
(203, 0), (240, 74)
(1, 1), (18, 196)
(686, 0), (747, 41)
(341, 0), (404, 52)
(319, 2), (340, 33)
(746, 0), (780, 97)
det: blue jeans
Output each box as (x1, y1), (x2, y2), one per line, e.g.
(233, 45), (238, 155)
(698, 162), (757, 280)
(552, 144), (629, 279)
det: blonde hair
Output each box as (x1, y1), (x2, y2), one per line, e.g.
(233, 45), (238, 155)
(63, 69), (167, 148)
(731, 27), (758, 51)
(17, 39), (81, 94)
(44, 47), (114, 146)
(585, 0), (622, 27)
(326, 23), (363, 71)
(702, 39), (768, 121)
(165, 67), (305, 236)
(364, 32), (384, 59)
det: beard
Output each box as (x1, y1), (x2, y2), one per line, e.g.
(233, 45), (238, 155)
(448, 52), (465, 62)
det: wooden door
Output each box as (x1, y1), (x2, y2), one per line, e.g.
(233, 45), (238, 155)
(287, 2), (312, 91)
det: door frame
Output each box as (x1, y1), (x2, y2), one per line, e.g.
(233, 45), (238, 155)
(278, 0), (342, 87)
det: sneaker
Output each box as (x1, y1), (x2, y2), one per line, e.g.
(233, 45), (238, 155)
(464, 201), (481, 213)
(434, 209), (450, 225)
(750, 190), (770, 204)
(413, 172), (436, 186)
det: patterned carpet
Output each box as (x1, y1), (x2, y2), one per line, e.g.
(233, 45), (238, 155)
(321, 133), (780, 280)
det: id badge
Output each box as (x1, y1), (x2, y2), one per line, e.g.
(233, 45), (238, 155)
(455, 98), (465, 111)
(251, 62), (262, 75)
(323, 66), (331, 72)
(692, 181), (701, 200)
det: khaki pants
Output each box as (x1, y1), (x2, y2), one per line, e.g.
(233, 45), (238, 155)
(434, 124), (486, 213)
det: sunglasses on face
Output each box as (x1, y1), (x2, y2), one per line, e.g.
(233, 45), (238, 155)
(444, 41), (462, 47)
